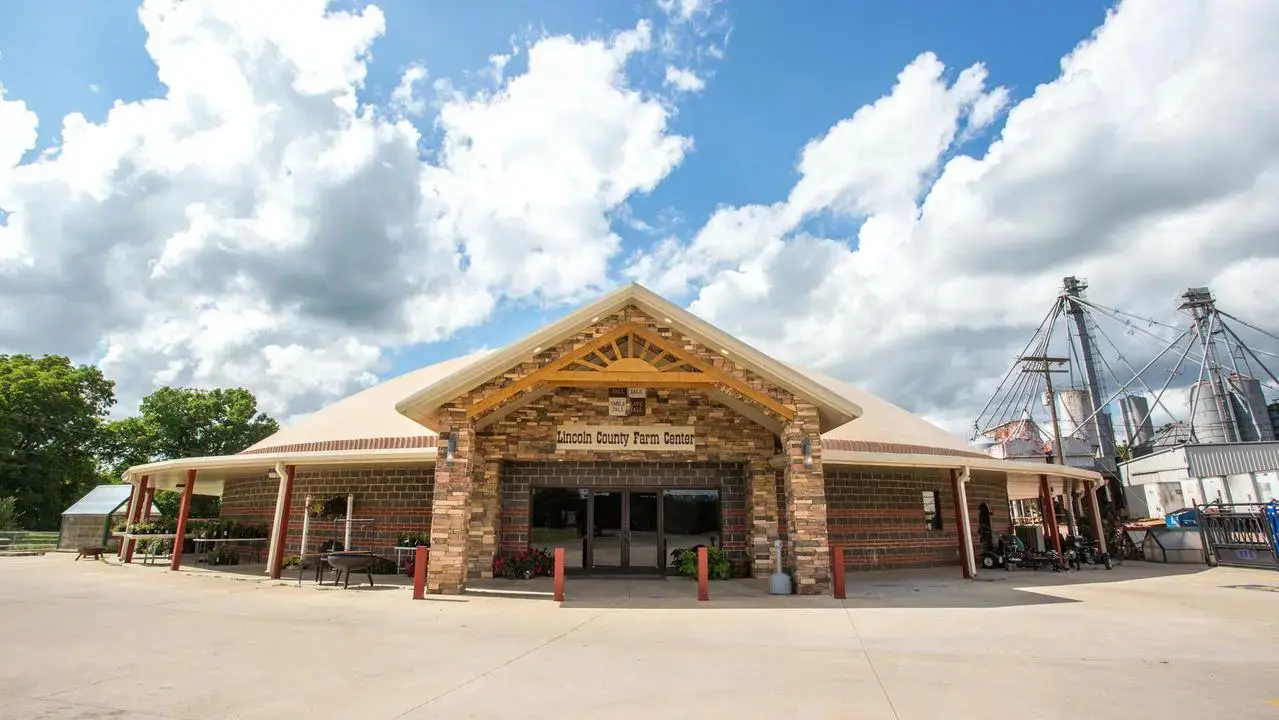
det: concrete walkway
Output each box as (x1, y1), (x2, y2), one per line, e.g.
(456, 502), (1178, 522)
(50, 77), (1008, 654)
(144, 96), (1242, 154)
(2, 554), (1278, 719)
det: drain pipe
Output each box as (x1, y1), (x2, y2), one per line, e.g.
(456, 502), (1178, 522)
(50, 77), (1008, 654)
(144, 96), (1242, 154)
(768, 539), (792, 595)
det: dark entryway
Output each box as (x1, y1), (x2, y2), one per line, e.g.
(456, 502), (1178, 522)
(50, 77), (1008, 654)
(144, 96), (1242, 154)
(529, 487), (720, 574)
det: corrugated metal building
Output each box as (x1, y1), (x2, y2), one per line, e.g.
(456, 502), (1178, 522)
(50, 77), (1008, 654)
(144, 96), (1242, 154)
(1119, 442), (1279, 518)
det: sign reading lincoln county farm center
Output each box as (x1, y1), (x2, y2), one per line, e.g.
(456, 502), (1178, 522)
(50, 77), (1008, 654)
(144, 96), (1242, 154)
(555, 425), (696, 452)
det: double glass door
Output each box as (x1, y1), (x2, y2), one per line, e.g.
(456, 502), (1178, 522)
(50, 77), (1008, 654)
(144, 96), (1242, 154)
(529, 487), (721, 575)
(590, 491), (659, 572)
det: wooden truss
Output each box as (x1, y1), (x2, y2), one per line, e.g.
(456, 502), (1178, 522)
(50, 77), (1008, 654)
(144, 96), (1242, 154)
(465, 323), (795, 422)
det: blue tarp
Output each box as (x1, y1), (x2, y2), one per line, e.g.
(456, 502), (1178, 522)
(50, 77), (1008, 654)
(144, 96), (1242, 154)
(1165, 507), (1198, 527)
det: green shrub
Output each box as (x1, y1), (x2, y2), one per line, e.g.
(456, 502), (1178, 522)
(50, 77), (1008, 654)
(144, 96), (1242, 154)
(397, 531), (431, 547)
(207, 544), (239, 566)
(670, 545), (730, 580)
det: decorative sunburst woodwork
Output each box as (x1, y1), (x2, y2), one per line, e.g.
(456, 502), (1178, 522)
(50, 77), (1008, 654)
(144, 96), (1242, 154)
(465, 323), (795, 422)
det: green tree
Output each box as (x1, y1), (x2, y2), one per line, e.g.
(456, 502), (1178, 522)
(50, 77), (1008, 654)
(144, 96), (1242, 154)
(139, 387), (279, 460)
(103, 387), (279, 518)
(0, 355), (116, 529)
(0, 496), (19, 530)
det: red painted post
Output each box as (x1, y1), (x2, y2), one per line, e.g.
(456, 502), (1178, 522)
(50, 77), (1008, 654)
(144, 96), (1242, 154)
(553, 547), (565, 602)
(697, 546), (709, 601)
(268, 464), (296, 580)
(142, 486), (155, 520)
(1039, 474), (1063, 558)
(169, 469), (197, 571)
(831, 545), (846, 599)
(412, 545), (428, 599)
(122, 475), (149, 564)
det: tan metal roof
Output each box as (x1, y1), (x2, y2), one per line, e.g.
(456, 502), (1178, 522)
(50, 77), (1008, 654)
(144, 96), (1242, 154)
(124, 283), (1100, 487)
(241, 350), (491, 453)
(244, 348), (989, 463)
(127, 349), (1100, 487)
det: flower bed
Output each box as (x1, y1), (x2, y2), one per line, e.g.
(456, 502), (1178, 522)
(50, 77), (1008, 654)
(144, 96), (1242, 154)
(492, 548), (554, 579)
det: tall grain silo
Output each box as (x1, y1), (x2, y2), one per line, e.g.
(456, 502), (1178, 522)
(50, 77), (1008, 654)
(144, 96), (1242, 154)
(1188, 380), (1235, 444)
(1227, 373), (1275, 441)
(1055, 387), (1100, 452)
(1119, 395), (1155, 452)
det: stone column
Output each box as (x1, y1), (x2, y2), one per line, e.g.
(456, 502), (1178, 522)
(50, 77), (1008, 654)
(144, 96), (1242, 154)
(467, 459), (502, 580)
(427, 421), (476, 594)
(781, 405), (831, 595)
(746, 458), (780, 577)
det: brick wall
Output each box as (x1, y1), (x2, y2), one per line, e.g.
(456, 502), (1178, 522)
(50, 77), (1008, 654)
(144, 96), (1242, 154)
(220, 465), (434, 558)
(824, 466), (1010, 571)
(499, 461), (749, 574)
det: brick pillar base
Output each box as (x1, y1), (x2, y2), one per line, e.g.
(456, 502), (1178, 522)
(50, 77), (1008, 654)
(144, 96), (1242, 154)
(746, 458), (779, 577)
(782, 407), (831, 595)
(467, 460), (501, 579)
(427, 423), (476, 594)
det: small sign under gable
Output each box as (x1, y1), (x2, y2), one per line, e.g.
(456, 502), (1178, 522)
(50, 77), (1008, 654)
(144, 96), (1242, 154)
(608, 397), (630, 416)
(556, 425), (696, 452)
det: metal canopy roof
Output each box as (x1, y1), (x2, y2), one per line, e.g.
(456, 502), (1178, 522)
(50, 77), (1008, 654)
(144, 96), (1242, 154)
(62, 485), (159, 517)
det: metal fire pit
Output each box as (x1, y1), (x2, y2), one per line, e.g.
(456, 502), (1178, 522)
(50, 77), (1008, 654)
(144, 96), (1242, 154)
(325, 551), (377, 589)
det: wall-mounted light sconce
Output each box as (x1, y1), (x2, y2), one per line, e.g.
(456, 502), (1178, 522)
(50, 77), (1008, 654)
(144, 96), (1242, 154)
(267, 469), (280, 480)
(446, 433), (458, 464)
(801, 436), (813, 469)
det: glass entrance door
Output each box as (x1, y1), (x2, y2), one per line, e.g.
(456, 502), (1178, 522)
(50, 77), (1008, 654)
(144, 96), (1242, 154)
(590, 491), (623, 570)
(587, 490), (662, 573)
(628, 492), (660, 571)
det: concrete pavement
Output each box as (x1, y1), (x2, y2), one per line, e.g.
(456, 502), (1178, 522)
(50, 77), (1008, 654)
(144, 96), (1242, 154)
(1, 554), (1277, 719)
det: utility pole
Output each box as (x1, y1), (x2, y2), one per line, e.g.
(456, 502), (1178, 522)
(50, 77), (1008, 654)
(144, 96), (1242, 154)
(1021, 354), (1073, 544)
(1020, 355), (1070, 465)
(1061, 277), (1118, 474)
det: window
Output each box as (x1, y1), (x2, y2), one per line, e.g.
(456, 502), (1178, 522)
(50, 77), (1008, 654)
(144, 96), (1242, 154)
(923, 490), (942, 531)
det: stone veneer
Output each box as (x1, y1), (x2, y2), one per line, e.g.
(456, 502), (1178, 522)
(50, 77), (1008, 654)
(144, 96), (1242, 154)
(781, 407), (832, 594)
(824, 466), (1010, 570)
(422, 303), (810, 594)
(219, 465), (434, 558)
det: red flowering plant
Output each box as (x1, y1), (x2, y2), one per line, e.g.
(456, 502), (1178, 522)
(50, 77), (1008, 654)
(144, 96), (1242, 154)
(492, 548), (555, 579)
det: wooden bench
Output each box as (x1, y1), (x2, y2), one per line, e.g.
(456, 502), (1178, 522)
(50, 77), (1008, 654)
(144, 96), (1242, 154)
(76, 546), (106, 561)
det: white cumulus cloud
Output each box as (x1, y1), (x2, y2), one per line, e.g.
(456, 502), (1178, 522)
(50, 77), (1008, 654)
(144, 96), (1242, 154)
(0, 0), (693, 420)
(627, 0), (1279, 437)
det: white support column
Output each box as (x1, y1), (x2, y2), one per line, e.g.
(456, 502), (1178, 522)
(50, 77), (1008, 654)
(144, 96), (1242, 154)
(343, 494), (354, 550)
(300, 495), (312, 556)
(117, 474), (138, 559)
(1088, 481), (1108, 556)
(265, 463), (288, 575)
(958, 466), (977, 578)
